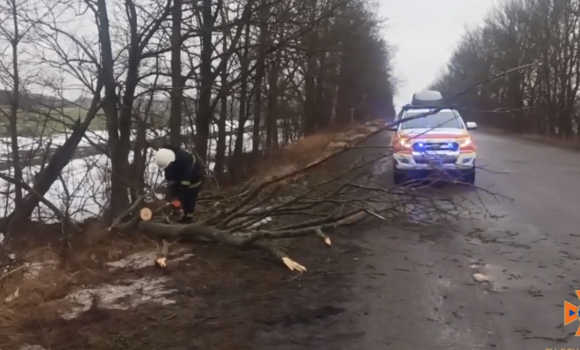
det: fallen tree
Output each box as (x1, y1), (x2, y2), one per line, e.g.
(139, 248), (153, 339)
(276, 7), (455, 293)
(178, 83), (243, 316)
(111, 119), (503, 272)
(111, 122), (380, 271)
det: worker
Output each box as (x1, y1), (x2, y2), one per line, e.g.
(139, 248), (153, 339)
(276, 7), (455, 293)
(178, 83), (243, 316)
(154, 144), (204, 223)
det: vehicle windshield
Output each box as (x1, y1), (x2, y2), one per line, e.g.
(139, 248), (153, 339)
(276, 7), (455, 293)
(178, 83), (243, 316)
(400, 110), (463, 129)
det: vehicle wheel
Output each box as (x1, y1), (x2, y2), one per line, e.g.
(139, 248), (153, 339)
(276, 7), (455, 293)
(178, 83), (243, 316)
(461, 167), (476, 185)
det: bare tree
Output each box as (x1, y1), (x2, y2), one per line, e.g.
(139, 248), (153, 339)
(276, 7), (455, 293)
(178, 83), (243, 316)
(0, 0), (397, 236)
(433, 0), (580, 139)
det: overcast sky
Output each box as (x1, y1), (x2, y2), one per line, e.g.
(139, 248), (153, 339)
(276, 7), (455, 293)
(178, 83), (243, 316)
(379, 0), (499, 109)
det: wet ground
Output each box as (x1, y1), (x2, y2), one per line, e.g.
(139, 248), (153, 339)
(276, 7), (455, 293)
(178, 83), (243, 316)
(255, 130), (580, 349)
(4, 130), (580, 349)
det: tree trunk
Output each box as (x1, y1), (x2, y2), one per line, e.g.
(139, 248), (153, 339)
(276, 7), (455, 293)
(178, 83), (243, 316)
(8, 4), (22, 211)
(169, 0), (183, 146)
(195, 0), (214, 162)
(335, 43), (350, 125)
(252, 2), (269, 157)
(9, 90), (103, 223)
(229, 24), (251, 177)
(266, 55), (280, 149)
(214, 51), (228, 178)
(96, 0), (129, 218)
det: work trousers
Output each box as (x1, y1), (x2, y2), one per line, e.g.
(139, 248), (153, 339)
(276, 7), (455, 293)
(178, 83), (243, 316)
(180, 185), (200, 218)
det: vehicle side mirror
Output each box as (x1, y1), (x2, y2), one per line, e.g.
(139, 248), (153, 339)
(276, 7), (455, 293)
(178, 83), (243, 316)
(466, 121), (477, 130)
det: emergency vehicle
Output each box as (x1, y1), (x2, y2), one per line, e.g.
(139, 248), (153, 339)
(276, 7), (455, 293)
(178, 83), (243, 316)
(389, 90), (477, 184)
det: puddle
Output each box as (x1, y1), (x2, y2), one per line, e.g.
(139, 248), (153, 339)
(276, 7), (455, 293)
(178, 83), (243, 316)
(62, 276), (177, 319)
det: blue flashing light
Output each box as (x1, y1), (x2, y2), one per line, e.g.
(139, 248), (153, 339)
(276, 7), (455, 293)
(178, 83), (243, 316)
(412, 141), (459, 152)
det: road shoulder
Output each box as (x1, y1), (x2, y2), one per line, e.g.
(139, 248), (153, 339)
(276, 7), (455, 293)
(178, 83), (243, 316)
(477, 127), (580, 153)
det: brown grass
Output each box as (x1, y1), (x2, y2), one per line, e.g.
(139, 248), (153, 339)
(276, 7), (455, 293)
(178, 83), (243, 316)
(257, 131), (340, 183)
(0, 266), (72, 328)
(256, 121), (385, 183)
(0, 225), (155, 324)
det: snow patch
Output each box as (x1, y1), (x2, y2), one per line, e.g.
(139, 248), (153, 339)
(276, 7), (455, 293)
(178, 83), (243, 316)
(249, 217), (273, 229)
(105, 250), (194, 270)
(23, 260), (57, 279)
(62, 276), (177, 319)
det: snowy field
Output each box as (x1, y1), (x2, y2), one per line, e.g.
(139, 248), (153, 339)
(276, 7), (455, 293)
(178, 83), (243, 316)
(0, 120), (243, 156)
(0, 121), (256, 221)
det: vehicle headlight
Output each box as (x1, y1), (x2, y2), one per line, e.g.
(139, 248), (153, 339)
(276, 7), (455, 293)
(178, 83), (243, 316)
(399, 138), (412, 148)
(459, 137), (471, 147)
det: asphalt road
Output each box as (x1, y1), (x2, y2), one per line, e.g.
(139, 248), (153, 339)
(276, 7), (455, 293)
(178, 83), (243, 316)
(256, 130), (580, 349)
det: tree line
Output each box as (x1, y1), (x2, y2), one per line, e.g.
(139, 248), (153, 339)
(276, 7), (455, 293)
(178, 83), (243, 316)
(432, 0), (580, 137)
(0, 0), (395, 226)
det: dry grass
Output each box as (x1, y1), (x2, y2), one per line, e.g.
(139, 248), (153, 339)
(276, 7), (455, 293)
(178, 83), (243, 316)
(65, 225), (147, 267)
(253, 121), (384, 186)
(0, 226), (156, 339)
(0, 224), (272, 349)
(0, 266), (72, 330)
(257, 132), (336, 182)
(283, 132), (337, 161)
(257, 126), (369, 182)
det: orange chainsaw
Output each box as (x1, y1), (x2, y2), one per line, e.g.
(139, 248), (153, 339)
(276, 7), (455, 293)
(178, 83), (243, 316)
(139, 199), (183, 222)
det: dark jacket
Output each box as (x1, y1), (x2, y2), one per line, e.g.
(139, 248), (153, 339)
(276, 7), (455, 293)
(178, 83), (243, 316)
(161, 144), (203, 200)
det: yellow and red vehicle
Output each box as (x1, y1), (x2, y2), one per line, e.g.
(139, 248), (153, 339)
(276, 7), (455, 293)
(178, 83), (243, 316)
(389, 107), (477, 184)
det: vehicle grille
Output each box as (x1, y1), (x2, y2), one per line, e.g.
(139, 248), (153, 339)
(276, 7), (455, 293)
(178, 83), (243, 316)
(414, 155), (457, 164)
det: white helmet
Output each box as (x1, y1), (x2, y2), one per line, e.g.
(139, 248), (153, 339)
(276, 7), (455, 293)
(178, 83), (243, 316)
(155, 148), (176, 169)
